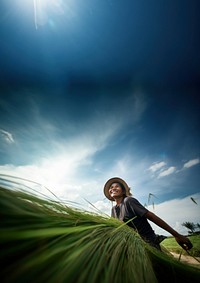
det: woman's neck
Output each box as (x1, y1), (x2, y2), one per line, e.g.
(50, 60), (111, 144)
(115, 196), (124, 205)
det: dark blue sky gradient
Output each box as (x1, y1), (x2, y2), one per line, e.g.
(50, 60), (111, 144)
(0, 1), (199, 211)
(0, 0), (199, 87)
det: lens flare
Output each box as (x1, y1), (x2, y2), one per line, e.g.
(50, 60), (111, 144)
(33, 0), (64, 29)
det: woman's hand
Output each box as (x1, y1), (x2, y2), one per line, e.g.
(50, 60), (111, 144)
(145, 211), (193, 250)
(175, 235), (193, 250)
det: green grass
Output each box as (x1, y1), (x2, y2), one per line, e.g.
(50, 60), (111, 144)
(162, 235), (200, 257)
(0, 178), (200, 283)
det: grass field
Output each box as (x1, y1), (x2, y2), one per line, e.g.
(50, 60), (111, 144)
(161, 234), (200, 257)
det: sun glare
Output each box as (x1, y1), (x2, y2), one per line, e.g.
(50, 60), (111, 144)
(33, 0), (64, 29)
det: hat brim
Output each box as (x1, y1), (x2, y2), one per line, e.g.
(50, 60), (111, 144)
(104, 177), (131, 201)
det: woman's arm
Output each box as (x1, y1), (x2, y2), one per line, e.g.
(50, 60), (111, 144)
(145, 211), (193, 250)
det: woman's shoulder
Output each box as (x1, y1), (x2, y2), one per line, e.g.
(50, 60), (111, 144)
(123, 196), (148, 215)
(124, 196), (138, 203)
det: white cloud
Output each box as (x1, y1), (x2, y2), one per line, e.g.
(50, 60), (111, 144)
(183, 158), (200, 169)
(0, 93), (145, 208)
(148, 161), (166, 172)
(0, 115), (123, 205)
(147, 157), (199, 181)
(0, 129), (15, 144)
(0, 163), (90, 204)
(88, 200), (111, 216)
(157, 166), (176, 178)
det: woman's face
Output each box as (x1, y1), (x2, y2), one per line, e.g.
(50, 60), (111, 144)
(108, 183), (124, 199)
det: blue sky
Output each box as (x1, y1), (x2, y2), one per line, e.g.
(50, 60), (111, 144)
(0, 0), (199, 235)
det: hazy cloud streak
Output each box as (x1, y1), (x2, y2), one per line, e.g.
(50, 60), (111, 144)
(0, 129), (15, 144)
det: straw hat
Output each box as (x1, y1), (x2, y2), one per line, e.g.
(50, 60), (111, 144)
(104, 177), (132, 201)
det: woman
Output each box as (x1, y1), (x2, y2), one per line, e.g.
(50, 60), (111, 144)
(104, 177), (193, 250)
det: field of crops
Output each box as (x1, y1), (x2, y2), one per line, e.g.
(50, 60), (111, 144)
(162, 234), (200, 257)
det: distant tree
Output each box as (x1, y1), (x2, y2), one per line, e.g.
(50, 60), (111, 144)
(182, 221), (200, 235)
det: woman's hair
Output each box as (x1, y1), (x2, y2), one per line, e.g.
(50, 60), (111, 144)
(118, 182), (126, 194)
